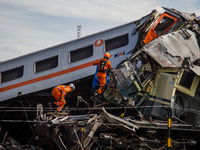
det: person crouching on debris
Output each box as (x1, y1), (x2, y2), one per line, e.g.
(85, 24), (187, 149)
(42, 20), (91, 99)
(52, 83), (75, 112)
(93, 52), (112, 98)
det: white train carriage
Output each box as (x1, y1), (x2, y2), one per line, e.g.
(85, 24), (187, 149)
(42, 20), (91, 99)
(0, 14), (151, 101)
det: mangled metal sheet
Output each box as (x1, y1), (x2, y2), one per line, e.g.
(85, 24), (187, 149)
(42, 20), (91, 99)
(143, 71), (177, 119)
(108, 26), (200, 123)
(110, 60), (143, 100)
(143, 29), (200, 67)
(189, 65), (200, 76)
(102, 107), (139, 133)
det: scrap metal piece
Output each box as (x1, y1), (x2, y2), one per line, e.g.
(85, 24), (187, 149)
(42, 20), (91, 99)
(102, 107), (139, 133)
(84, 115), (103, 148)
(77, 96), (88, 106)
(189, 65), (200, 76)
(143, 29), (200, 67)
(54, 135), (68, 150)
(74, 127), (84, 150)
(111, 60), (143, 100)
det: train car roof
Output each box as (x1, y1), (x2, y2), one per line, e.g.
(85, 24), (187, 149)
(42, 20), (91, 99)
(0, 7), (195, 65)
(0, 11), (153, 65)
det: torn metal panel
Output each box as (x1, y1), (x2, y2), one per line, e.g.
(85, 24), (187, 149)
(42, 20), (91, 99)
(84, 115), (103, 148)
(163, 7), (195, 21)
(109, 50), (159, 103)
(50, 114), (97, 125)
(143, 42), (179, 67)
(143, 71), (177, 120)
(35, 112), (99, 149)
(102, 107), (139, 133)
(143, 29), (200, 67)
(189, 65), (200, 76)
(161, 29), (199, 61)
(110, 60), (143, 100)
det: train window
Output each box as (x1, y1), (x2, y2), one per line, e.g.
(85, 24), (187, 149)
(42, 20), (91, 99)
(70, 45), (93, 62)
(1, 66), (24, 83)
(35, 56), (58, 73)
(154, 16), (175, 36)
(175, 70), (199, 97)
(105, 34), (128, 51)
(179, 71), (194, 89)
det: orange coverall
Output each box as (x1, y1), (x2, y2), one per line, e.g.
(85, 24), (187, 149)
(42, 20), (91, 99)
(93, 58), (112, 94)
(52, 85), (72, 112)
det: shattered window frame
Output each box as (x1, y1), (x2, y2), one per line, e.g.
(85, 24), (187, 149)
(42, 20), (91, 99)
(153, 13), (178, 36)
(1, 66), (24, 83)
(70, 45), (93, 62)
(154, 16), (175, 36)
(105, 34), (129, 51)
(130, 51), (156, 86)
(175, 70), (200, 97)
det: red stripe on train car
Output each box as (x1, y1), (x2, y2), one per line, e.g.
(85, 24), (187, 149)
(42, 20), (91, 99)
(0, 61), (94, 92)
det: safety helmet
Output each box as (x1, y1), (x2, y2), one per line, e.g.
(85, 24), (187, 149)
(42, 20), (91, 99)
(104, 52), (111, 59)
(69, 83), (75, 91)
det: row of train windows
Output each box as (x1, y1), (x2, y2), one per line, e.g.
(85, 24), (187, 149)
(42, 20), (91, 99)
(0, 34), (128, 83)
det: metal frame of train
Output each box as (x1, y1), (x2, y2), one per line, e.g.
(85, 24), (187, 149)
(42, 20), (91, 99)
(1, 10), (160, 102)
(0, 15), (149, 101)
(0, 6), (196, 102)
(1, 6), (200, 150)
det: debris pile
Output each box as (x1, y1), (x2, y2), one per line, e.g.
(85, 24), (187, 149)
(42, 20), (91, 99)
(34, 7), (200, 149)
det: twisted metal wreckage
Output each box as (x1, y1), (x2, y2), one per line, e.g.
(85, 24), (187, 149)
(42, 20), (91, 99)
(2, 7), (200, 150)
(35, 8), (200, 150)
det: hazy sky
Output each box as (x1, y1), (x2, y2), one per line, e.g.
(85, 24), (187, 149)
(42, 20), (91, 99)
(1, 0), (200, 61)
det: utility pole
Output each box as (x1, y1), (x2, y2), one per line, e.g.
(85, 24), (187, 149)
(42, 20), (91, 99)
(77, 25), (81, 38)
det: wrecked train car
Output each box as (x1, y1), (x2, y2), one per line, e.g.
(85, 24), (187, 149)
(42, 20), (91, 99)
(108, 28), (200, 121)
(102, 30), (200, 149)
(1, 6), (200, 150)
(1, 6), (200, 102)
(34, 10), (200, 150)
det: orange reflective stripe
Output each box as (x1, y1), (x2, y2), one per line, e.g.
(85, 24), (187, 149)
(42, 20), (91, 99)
(0, 60), (94, 93)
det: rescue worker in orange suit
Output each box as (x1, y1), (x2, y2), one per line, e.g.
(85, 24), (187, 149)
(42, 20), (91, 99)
(52, 83), (75, 112)
(93, 52), (112, 98)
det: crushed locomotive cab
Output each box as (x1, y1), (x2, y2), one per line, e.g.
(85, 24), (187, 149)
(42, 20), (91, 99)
(35, 11), (200, 150)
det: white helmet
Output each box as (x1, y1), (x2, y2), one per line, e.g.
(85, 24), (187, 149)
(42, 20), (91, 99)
(69, 83), (75, 91)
